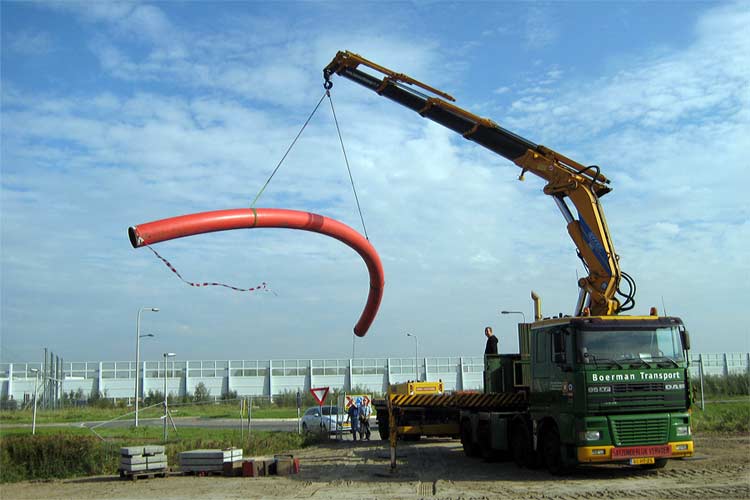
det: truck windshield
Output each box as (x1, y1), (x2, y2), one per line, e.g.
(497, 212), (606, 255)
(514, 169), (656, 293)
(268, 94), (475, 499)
(578, 326), (684, 365)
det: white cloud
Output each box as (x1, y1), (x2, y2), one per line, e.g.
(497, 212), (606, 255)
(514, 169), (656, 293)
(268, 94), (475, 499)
(2, 2), (749, 361)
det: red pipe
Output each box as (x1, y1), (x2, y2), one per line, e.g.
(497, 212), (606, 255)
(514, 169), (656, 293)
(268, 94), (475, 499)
(129, 208), (384, 337)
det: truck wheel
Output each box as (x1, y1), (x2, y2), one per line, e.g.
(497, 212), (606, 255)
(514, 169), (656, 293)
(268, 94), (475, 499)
(511, 424), (531, 468)
(640, 458), (668, 470)
(460, 418), (481, 457)
(478, 421), (499, 461)
(542, 428), (568, 475)
(377, 417), (389, 440)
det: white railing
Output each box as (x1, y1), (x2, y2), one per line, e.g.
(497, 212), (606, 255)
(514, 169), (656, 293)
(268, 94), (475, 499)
(0, 353), (746, 403)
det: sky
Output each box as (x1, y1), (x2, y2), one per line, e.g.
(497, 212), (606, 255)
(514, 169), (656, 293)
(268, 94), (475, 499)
(1, 1), (748, 364)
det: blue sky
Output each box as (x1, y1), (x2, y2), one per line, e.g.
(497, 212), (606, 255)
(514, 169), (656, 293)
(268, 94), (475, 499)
(1, 1), (748, 363)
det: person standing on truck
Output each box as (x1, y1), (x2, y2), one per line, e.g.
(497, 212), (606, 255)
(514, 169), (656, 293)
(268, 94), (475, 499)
(484, 326), (498, 355)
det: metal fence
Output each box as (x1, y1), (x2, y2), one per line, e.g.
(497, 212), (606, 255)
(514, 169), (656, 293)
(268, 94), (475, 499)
(1, 353), (747, 405)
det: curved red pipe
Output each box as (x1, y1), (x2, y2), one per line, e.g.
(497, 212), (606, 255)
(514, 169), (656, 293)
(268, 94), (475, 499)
(129, 208), (384, 337)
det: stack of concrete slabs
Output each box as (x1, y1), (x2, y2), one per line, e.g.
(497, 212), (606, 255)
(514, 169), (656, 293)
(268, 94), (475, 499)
(179, 448), (243, 473)
(120, 445), (168, 476)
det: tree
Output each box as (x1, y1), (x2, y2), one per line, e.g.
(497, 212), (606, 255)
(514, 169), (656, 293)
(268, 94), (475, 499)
(193, 382), (210, 402)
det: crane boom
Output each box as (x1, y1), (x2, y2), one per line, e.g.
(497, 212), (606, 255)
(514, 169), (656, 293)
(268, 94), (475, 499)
(324, 50), (630, 316)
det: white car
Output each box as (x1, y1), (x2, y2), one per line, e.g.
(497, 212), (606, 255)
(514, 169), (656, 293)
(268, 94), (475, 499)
(301, 406), (349, 434)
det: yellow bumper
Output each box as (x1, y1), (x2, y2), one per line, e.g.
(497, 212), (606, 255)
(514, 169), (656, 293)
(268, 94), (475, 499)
(577, 441), (694, 463)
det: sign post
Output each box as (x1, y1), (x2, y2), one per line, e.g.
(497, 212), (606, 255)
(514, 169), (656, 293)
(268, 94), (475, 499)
(296, 390), (302, 434)
(310, 387), (330, 435)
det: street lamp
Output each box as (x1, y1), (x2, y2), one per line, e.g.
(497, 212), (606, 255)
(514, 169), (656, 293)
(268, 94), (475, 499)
(135, 307), (159, 427)
(501, 310), (527, 323)
(163, 352), (176, 441)
(30, 368), (39, 435)
(406, 333), (419, 381)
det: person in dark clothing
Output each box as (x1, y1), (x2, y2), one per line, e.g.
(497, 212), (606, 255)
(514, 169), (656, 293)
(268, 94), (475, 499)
(347, 403), (360, 441)
(484, 326), (498, 355)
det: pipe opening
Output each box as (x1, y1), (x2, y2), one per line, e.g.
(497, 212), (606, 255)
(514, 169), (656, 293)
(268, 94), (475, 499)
(128, 226), (140, 248)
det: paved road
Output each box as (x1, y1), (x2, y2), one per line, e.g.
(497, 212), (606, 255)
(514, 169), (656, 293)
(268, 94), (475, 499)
(7, 416), (377, 434)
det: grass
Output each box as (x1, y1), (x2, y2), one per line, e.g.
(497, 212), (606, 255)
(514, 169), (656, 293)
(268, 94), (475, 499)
(0, 426), (312, 483)
(691, 398), (750, 433)
(0, 402), (298, 424)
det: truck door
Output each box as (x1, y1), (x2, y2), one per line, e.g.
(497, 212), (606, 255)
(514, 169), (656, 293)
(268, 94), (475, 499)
(551, 327), (574, 405)
(550, 326), (576, 443)
(531, 327), (551, 404)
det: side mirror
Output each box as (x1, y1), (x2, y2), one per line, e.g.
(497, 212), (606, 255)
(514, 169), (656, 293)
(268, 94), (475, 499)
(680, 329), (691, 351)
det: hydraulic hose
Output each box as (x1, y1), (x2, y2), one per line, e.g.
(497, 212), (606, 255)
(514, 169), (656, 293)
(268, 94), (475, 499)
(129, 208), (384, 336)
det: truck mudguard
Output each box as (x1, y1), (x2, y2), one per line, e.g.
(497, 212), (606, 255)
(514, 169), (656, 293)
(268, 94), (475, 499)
(129, 208), (384, 336)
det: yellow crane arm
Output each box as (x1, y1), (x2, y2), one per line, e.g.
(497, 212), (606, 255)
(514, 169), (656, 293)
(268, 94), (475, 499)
(324, 51), (627, 316)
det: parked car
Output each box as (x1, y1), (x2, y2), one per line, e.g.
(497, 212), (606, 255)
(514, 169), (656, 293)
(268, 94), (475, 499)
(301, 406), (350, 434)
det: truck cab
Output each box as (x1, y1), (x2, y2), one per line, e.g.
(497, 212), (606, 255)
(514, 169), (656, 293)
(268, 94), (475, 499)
(500, 315), (695, 471)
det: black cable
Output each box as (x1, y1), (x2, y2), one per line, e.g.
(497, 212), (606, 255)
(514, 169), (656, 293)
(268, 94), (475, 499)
(616, 271), (637, 312)
(250, 91), (328, 207)
(327, 91), (370, 241)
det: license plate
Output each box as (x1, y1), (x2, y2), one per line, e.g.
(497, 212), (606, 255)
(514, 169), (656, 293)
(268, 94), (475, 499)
(629, 457), (655, 465)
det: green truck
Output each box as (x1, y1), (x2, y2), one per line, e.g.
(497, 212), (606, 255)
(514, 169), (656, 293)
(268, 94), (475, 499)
(323, 51), (695, 473)
(460, 310), (694, 473)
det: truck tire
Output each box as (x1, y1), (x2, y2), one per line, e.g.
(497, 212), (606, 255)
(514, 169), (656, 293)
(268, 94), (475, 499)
(460, 418), (481, 457)
(478, 421), (498, 461)
(542, 428), (568, 475)
(511, 424), (531, 467)
(377, 416), (389, 440)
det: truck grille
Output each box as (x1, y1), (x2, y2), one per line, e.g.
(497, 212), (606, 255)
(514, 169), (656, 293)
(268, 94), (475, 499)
(613, 382), (664, 393)
(611, 417), (669, 446)
(612, 394), (664, 403)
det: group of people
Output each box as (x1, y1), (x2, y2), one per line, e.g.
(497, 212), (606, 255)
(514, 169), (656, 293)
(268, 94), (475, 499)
(343, 327), (497, 443)
(346, 398), (371, 441)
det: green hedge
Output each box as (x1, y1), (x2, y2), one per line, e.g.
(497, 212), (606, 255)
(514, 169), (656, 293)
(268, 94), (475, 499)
(0, 429), (309, 483)
(0, 435), (118, 483)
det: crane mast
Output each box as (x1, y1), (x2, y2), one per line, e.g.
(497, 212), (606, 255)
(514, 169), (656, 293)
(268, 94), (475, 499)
(324, 50), (630, 317)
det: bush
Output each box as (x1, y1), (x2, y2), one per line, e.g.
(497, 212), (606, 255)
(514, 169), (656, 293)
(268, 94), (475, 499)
(0, 435), (118, 483)
(700, 373), (750, 397)
(193, 383), (210, 402)
(222, 390), (238, 402)
(144, 389), (164, 406)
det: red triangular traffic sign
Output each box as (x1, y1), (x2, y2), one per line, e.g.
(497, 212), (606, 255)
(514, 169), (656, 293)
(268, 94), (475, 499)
(310, 386), (329, 405)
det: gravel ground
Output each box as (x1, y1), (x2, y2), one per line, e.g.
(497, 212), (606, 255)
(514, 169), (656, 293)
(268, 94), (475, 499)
(1, 433), (748, 500)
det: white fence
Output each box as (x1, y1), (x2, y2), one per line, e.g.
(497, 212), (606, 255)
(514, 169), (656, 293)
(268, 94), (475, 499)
(0, 356), (486, 404)
(0, 353), (747, 404)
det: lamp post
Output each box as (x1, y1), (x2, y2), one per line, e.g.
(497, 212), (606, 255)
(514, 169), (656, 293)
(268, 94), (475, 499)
(135, 307), (159, 427)
(406, 333), (419, 381)
(30, 368), (39, 435)
(501, 310), (527, 323)
(163, 352), (176, 441)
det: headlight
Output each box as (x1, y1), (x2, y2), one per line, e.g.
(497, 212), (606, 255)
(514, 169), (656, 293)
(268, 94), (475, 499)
(579, 430), (601, 441)
(676, 425), (690, 436)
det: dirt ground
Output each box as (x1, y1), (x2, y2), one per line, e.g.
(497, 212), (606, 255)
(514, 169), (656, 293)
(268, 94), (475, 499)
(2, 433), (748, 500)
